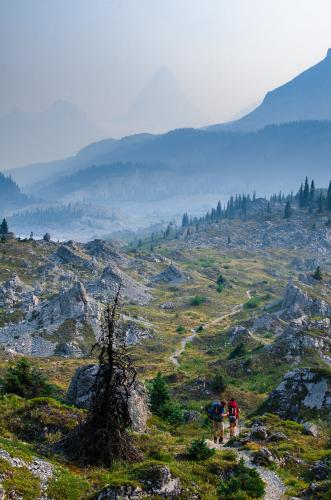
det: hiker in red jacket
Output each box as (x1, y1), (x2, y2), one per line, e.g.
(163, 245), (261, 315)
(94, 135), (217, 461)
(228, 398), (240, 437)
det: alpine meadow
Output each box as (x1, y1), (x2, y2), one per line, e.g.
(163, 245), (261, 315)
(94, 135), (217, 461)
(0, 2), (330, 499)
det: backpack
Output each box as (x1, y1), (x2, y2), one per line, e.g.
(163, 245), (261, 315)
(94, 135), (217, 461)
(207, 401), (225, 421)
(228, 402), (237, 418)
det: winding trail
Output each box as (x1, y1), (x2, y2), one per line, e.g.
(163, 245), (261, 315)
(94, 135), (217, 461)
(206, 429), (286, 500)
(170, 290), (253, 366)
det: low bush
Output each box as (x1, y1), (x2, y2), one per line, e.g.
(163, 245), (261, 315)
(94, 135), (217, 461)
(244, 296), (261, 310)
(218, 459), (265, 499)
(187, 438), (215, 460)
(0, 358), (59, 399)
(190, 295), (207, 307)
(176, 325), (186, 334)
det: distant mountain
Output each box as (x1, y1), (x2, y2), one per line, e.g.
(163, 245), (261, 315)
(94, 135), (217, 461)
(0, 100), (105, 169)
(208, 49), (331, 132)
(29, 121), (331, 206)
(112, 67), (207, 136)
(0, 172), (30, 213)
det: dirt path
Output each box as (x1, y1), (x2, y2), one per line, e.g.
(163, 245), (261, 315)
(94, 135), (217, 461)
(169, 301), (244, 366)
(206, 429), (285, 500)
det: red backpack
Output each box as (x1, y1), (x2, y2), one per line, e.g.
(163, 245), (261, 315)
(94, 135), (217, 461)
(228, 401), (237, 418)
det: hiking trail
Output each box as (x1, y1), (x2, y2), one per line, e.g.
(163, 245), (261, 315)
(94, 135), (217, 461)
(206, 428), (285, 500)
(170, 291), (247, 366)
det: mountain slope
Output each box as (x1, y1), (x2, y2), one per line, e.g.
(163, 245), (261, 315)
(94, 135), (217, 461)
(0, 100), (105, 170)
(208, 49), (331, 132)
(113, 67), (207, 136)
(0, 172), (30, 212)
(31, 121), (331, 203)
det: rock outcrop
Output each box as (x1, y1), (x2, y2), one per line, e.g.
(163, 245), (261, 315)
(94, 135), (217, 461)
(66, 364), (150, 432)
(263, 368), (331, 421)
(88, 263), (150, 306)
(281, 282), (331, 319)
(151, 265), (190, 284)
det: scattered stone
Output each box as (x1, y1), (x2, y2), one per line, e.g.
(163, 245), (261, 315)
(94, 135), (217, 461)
(183, 410), (201, 423)
(267, 432), (288, 442)
(252, 447), (275, 466)
(303, 422), (319, 437)
(66, 364), (150, 432)
(140, 465), (182, 497)
(249, 425), (269, 441)
(229, 325), (253, 344)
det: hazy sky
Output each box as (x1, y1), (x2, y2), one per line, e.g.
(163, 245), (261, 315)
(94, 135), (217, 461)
(1, 0), (331, 136)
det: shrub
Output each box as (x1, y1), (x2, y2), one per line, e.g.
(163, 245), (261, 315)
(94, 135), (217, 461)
(158, 399), (184, 425)
(176, 325), (186, 334)
(148, 373), (183, 424)
(210, 372), (227, 393)
(244, 296), (261, 309)
(148, 372), (170, 413)
(218, 459), (265, 499)
(217, 274), (226, 285)
(0, 358), (57, 399)
(216, 284), (224, 293)
(187, 439), (215, 460)
(190, 295), (207, 306)
(228, 342), (247, 359)
(196, 325), (204, 332)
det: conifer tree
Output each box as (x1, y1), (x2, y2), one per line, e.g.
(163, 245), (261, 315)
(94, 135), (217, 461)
(284, 200), (292, 219)
(303, 176), (310, 207)
(0, 218), (8, 235)
(317, 192), (325, 213)
(327, 180), (331, 211)
(312, 265), (323, 281)
(310, 179), (315, 207)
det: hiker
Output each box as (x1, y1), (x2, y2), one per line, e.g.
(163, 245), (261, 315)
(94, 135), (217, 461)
(228, 397), (240, 437)
(207, 400), (228, 444)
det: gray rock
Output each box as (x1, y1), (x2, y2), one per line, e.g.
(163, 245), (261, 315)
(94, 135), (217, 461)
(55, 244), (94, 268)
(140, 465), (182, 497)
(97, 485), (145, 499)
(160, 302), (175, 310)
(252, 447), (275, 466)
(310, 460), (330, 480)
(267, 432), (288, 442)
(183, 410), (201, 423)
(303, 422), (320, 437)
(249, 425), (269, 441)
(151, 265), (189, 284)
(264, 368), (331, 421)
(66, 364), (150, 432)
(229, 325), (253, 344)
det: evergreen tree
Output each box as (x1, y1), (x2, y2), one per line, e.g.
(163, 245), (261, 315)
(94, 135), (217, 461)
(327, 180), (331, 211)
(298, 184), (304, 208)
(182, 213), (189, 227)
(1, 357), (55, 399)
(317, 192), (325, 213)
(303, 176), (310, 207)
(0, 218), (8, 235)
(149, 372), (170, 413)
(267, 202), (271, 214)
(310, 179), (315, 207)
(284, 200), (292, 219)
(312, 265), (323, 281)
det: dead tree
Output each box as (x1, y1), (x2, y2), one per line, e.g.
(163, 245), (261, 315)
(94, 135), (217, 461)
(61, 284), (141, 465)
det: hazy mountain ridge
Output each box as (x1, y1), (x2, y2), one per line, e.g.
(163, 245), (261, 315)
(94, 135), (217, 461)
(0, 100), (105, 170)
(208, 49), (331, 132)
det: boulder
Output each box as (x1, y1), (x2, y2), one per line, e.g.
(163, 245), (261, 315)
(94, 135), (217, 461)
(229, 325), (253, 344)
(66, 365), (150, 432)
(151, 265), (189, 284)
(281, 281), (331, 318)
(309, 460), (330, 481)
(252, 447), (275, 466)
(263, 368), (331, 421)
(56, 244), (93, 267)
(88, 264), (150, 306)
(267, 432), (288, 442)
(140, 465), (182, 497)
(96, 485), (145, 499)
(249, 425), (269, 441)
(303, 422), (319, 437)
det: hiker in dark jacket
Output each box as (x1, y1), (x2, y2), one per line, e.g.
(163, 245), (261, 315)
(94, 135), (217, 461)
(228, 398), (240, 437)
(207, 400), (228, 444)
